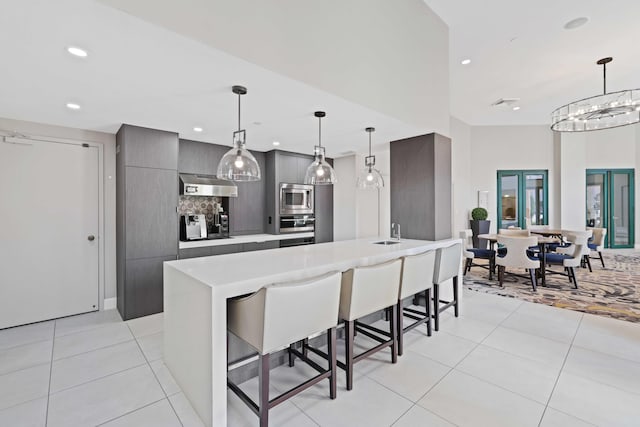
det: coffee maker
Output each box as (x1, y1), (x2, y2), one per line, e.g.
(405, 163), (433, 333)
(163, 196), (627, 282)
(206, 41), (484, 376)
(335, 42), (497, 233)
(208, 212), (229, 238)
(180, 214), (207, 241)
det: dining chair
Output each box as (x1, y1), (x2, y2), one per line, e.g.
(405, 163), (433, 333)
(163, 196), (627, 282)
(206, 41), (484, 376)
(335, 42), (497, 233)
(460, 229), (495, 278)
(396, 250), (436, 356)
(539, 232), (587, 288)
(227, 271), (342, 427)
(556, 229), (593, 271)
(587, 227), (607, 268)
(495, 235), (540, 291)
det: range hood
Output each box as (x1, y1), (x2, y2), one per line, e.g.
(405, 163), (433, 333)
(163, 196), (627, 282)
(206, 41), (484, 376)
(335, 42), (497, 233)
(179, 174), (238, 197)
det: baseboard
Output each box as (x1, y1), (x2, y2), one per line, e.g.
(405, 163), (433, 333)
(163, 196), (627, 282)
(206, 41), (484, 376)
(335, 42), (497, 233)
(104, 297), (117, 310)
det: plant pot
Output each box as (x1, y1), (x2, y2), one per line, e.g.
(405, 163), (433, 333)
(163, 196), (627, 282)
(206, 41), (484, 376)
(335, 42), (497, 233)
(470, 219), (490, 249)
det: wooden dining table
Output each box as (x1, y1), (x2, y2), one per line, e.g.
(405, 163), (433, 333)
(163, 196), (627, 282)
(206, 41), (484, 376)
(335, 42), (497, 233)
(477, 233), (560, 287)
(529, 228), (564, 238)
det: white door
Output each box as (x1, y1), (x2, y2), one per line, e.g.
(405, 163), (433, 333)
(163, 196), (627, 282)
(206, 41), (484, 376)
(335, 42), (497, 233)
(0, 138), (100, 329)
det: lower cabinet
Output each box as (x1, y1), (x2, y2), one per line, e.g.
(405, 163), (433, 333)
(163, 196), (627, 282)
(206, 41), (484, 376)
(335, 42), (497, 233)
(243, 241), (279, 252)
(178, 241), (278, 259)
(123, 255), (175, 320)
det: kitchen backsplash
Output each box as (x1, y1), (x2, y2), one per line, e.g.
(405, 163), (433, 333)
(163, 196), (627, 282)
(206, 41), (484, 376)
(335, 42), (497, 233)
(178, 196), (222, 223)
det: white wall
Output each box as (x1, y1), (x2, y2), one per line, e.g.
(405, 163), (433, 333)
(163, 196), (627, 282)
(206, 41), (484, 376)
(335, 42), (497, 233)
(333, 155), (357, 241)
(0, 117), (117, 301)
(450, 117), (472, 234)
(469, 125), (557, 232)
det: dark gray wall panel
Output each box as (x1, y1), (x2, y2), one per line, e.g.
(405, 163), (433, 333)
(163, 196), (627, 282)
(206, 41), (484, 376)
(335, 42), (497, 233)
(124, 256), (174, 320)
(229, 151), (266, 235)
(116, 129), (126, 316)
(178, 139), (229, 175)
(121, 124), (178, 170)
(125, 167), (178, 259)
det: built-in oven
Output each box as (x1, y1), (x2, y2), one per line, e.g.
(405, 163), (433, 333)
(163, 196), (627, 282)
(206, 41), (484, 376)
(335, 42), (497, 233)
(279, 215), (315, 234)
(280, 183), (314, 215)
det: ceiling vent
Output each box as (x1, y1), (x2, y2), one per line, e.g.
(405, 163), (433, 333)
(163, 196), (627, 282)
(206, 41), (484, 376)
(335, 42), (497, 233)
(491, 98), (520, 107)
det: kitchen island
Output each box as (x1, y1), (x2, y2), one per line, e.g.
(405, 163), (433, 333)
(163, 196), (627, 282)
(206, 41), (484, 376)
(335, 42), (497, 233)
(163, 237), (461, 426)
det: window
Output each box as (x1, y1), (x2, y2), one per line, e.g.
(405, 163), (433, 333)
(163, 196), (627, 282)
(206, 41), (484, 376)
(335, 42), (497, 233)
(497, 170), (548, 230)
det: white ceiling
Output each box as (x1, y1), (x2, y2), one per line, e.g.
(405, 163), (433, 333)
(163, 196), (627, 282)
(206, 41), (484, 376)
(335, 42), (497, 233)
(0, 0), (425, 155)
(424, 0), (640, 126)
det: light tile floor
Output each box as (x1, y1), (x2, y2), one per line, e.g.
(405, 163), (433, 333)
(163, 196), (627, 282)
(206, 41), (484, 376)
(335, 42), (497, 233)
(1, 289), (640, 426)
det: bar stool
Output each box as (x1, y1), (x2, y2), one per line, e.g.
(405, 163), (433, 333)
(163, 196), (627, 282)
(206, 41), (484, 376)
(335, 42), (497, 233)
(396, 250), (436, 356)
(227, 271), (342, 427)
(433, 243), (462, 331)
(338, 258), (402, 390)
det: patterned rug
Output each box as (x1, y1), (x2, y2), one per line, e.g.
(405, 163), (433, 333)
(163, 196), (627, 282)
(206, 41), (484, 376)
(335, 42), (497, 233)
(464, 253), (640, 322)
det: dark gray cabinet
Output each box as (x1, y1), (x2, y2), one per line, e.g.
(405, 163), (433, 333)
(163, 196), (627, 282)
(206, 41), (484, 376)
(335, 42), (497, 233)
(314, 183), (334, 243)
(243, 241), (279, 252)
(390, 133), (452, 241)
(178, 246), (212, 259)
(117, 124), (179, 320)
(229, 151), (266, 235)
(178, 139), (228, 176)
(209, 244), (244, 256)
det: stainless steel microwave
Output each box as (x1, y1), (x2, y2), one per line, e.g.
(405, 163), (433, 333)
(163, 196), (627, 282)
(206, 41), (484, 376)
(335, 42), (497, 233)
(279, 183), (314, 215)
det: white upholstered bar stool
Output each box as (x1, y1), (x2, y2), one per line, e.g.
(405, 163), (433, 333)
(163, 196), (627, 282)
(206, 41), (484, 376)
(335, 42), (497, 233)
(339, 258), (402, 391)
(397, 250), (436, 356)
(227, 271), (342, 427)
(432, 243), (462, 331)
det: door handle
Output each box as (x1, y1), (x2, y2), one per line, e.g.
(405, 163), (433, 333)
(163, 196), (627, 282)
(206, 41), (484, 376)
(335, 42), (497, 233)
(87, 235), (95, 241)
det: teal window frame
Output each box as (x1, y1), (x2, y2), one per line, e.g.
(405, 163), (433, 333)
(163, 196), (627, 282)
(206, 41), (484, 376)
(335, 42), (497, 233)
(497, 170), (549, 230)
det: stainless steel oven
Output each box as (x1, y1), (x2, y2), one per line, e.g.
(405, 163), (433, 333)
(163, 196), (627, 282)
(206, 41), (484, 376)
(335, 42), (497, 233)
(279, 215), (315, 233)
(280, 183), (314, 215)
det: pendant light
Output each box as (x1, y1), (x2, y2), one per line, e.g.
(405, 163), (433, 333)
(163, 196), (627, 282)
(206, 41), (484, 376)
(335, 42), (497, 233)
(216, 85), (261, 181)
(304, 111), (337, 185)
(551, 57), (640, 132)
(356, 127), (384, 189)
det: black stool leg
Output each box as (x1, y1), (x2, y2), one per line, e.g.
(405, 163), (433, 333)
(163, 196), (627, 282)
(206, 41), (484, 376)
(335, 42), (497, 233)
(571, 267), (579, 289)
(390, 304), (398, 364)
(425, 288), (432, 336)
(433, 284), (440, 332)
(453, 276), (459, 317)
(288, 343), (295, 367)
(258, 353), (269, 427)
(396, 301), (404, 356)
(345, 320), (354, 391)
(599, 251), (605, 268)
(328, 327), (337, 399)
(529, 269), (537, 291)
(585, 255), (592, 272)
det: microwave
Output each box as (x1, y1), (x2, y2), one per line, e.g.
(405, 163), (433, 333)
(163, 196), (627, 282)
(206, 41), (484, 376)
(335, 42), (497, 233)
(280, 183), (314, 215)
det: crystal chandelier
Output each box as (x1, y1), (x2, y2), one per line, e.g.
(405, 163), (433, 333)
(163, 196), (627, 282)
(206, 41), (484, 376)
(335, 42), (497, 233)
(551, 57), (640, 132)
(304, 111), (337, 185)
(356, 127), (384, 189)
(216, 85), (261, 181)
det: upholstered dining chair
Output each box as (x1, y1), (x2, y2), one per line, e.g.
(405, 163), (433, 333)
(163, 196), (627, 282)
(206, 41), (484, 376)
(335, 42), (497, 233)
(396, 250), (436, 356)
(540, 232), (588, 288)
(227, 271), (342, 427)
(556, 229), (593, 271)
(587, 227), (607, 268)
(460, 229), (495, 279)
(495, 235), (540, 291)
(499, 228), (530, 236)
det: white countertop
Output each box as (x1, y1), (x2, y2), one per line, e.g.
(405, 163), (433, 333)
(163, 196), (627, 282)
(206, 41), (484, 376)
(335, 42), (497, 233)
(167, 237), (461, 296)
(179, 232), (314, 249)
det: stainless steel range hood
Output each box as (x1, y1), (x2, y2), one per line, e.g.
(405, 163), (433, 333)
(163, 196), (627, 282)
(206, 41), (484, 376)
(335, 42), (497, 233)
(179, 174), (238, 197)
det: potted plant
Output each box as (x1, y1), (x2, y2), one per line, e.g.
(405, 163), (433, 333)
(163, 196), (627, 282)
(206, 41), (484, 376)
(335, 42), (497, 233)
(470, 207), (490, 249)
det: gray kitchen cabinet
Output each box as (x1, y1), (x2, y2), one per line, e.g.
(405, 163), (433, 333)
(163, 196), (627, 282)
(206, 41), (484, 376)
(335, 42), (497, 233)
(120, 124), (179, 170)
(390, 133), (451, 241)
(243, 241), (279, 252)
(116, 124), (178, 320)
(277, 153), (300, 184)
(179, 246), (212, 259)
(314, 183), (334, 243)
(229, 151), (266, 235)
(297, 155), (312, 183)
(125, 167), (178, 259)
(178, 139), (229, 176)
(209, 243), (244, 256)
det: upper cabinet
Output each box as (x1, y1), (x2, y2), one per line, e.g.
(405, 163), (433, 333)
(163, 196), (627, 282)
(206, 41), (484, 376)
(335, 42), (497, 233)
(178, 139), (229, 176)
(120, 125), (179, 170)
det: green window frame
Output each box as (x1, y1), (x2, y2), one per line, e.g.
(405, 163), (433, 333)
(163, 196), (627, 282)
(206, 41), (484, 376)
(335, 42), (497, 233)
(497, 170), (549, 230)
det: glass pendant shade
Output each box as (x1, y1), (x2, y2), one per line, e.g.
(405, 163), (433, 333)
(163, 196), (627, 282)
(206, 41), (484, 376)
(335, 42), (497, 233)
(551, 57), (640, 132)
(304, 111), (337, 185)
(216, 85), (262, 181)
(304, 146), (337, 185)
(356, 127), (384, 189)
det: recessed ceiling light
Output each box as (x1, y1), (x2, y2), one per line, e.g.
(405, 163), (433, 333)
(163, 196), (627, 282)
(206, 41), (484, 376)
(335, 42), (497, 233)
(512, 106), (521, 111)
(193, 127), (203, 132)
(66, 46), (88, 58)
(461, 59), (471, 65)
(272, 141), (280, 146)
(564, 17), (589, 30)
(66, 103), (81, 110)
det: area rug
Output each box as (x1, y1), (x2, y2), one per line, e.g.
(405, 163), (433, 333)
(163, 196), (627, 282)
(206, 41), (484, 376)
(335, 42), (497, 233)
(464, 253), (640, 322)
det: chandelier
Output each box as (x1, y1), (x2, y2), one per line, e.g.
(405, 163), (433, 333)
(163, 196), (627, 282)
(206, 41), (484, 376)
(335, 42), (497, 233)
(551, 57), (640, 132)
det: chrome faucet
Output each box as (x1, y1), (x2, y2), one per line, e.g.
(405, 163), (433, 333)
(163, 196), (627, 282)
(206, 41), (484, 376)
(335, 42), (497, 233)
(391, 223), (401, 240)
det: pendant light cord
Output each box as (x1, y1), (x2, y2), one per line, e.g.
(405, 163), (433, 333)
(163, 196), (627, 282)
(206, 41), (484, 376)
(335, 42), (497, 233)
(318, 116), (322, 148)
(603, 62), (607, 95)
(237, 93), (241, 131)
(368, 131), (372, 156)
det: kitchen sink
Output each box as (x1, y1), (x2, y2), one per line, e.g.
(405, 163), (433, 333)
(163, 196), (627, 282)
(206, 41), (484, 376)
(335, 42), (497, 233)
(373, 240), (401, 245)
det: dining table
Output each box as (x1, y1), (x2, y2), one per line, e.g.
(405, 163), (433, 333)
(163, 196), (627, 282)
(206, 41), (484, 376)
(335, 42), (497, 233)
(529, 228), (564, 238)
(477, 233), (560, 287)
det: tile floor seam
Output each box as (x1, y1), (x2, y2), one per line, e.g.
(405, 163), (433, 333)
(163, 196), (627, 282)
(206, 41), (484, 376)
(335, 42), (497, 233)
(53, 318), (124, 338)
(0, 336), (54, 353)
(571, 341), (640, 365)
(48, 361), (149, 396)
(49, 338), (137, 363)
(0, 360), (51, 380)
(543, 405), (599, 427)
(127, 322), (184, 427)
(498, 322), (580, 345)
(537, 313), (585, 427)
(555, 364), (640, 397)
(44, 319), (56, 427)
(93, 397), (168, 427)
